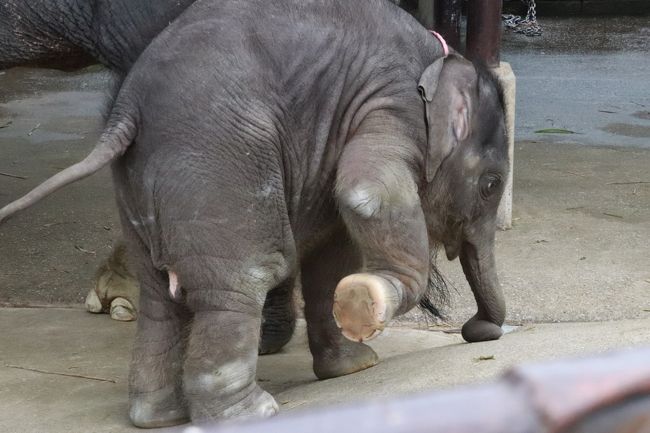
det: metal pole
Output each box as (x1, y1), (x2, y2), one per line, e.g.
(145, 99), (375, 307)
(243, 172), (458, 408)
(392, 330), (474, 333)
(433, 0), (462, 52)
(418, 0), (435, 30)
(466, 0), (503, 67)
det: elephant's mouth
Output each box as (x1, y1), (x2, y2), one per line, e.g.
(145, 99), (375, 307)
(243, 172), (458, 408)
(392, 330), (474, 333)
(442, 218), (464, 260)
(443, 239), (461, 260)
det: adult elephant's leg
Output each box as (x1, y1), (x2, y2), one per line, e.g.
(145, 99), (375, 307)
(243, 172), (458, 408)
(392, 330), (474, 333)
(301, 230), (378, 380)
(122, 224), (191, 428)
(332, 134), (430, 343)
(259, 278), (296, 355)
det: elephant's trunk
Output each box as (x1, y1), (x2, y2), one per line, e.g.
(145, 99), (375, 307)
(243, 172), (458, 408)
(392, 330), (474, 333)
(459, 237), (505, 343)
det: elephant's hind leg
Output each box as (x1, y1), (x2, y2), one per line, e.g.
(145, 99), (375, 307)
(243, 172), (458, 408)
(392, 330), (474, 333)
(176, 251), (290, 422)
(124, 230), (191, 428)
(259, 278), (296, 355)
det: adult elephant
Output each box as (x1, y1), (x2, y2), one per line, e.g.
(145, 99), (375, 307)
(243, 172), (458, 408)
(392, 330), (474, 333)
(1, 0), (508, 425)
(0, 0), (194, 71)
(0, 0), (295, 354)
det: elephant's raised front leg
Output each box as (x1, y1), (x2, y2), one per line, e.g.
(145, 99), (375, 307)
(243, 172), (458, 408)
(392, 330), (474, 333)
(333, 132), (430, 343)
(301, 230), (378, 380)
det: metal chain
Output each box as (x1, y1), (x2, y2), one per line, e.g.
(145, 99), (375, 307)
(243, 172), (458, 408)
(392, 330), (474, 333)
(502, 0), (543, 37)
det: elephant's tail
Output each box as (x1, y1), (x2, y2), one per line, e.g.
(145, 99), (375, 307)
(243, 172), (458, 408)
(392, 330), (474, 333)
(0, 105), (138, 225)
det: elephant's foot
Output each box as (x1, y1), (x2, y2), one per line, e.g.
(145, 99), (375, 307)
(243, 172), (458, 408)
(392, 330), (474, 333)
(182, 307), (279, 423)
(86, 242), (140, 321)
(312, 338), (378, 380)
(194, 386), (278, 421)
(228, 388), (279, 419)
(461, 315), (503, 342)
(129, 387), (189, 429)
(84, 289), (104, 313)
(86, 292), (137, 321)
(110, 297), (137, 321)
(333, 273), (400, 342)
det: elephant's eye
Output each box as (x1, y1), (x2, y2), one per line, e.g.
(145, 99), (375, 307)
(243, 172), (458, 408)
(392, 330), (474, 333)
(480, 174), (502, 199)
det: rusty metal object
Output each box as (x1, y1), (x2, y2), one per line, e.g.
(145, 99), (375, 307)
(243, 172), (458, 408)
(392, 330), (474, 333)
(200, 383), (542, 433)
(433, 0), (462, 52)
(466, 0), (503, 67)
(198, 348), (650, 433)
(563, 396), (650, 433)
(506, 348), (650, 432)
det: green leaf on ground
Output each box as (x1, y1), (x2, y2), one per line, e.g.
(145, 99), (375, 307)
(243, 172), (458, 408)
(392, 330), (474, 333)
(534, 128), (576, 134)
(474, 355), (496, 362)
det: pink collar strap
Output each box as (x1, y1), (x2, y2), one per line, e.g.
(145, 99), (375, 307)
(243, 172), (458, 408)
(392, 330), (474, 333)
(429, 30), (449, 57)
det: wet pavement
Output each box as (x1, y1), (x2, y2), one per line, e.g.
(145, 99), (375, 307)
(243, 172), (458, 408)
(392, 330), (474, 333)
(0, 67), (117, 307)
(501, 16), (650, 148)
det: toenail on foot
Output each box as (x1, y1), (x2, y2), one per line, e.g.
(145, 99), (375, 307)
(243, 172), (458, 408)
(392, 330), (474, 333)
(85, 290), (104, 313)
(110, 297), (137, 321)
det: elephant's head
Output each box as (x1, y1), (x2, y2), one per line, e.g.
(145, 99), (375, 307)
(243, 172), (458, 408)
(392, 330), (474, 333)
(418, 55), (508, 343)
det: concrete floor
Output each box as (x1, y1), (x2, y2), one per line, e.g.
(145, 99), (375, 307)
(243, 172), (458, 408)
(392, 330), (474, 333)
(0, 14), (649, 432)
(1, 309), (649, 433)
(501, 16), (650, 149)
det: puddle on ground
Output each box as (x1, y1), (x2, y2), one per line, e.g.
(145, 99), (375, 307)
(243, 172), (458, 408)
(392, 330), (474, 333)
(502, 324), (520, 335)
(0, 66), (111, 102)
(632, 111), (650, 121)
(601, 123), (650, 139)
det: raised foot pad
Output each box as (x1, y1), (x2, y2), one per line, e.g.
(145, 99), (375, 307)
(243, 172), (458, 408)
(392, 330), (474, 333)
(333, 274), (393, 343)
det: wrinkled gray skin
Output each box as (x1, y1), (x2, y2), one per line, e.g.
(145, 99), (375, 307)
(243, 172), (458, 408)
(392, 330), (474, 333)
(0, 0), (508, 426)
(0, 0), (194, 71)
(0, 0), (296, 352)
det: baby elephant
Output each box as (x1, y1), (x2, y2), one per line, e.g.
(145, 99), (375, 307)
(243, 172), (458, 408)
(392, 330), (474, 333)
(0, 0), (508, 427)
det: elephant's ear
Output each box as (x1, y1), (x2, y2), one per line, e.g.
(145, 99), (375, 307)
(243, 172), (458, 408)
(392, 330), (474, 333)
(418, 57), (471, 183)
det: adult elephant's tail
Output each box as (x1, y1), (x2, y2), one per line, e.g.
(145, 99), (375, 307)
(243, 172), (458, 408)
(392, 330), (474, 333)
(0, 105), (138, 224)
